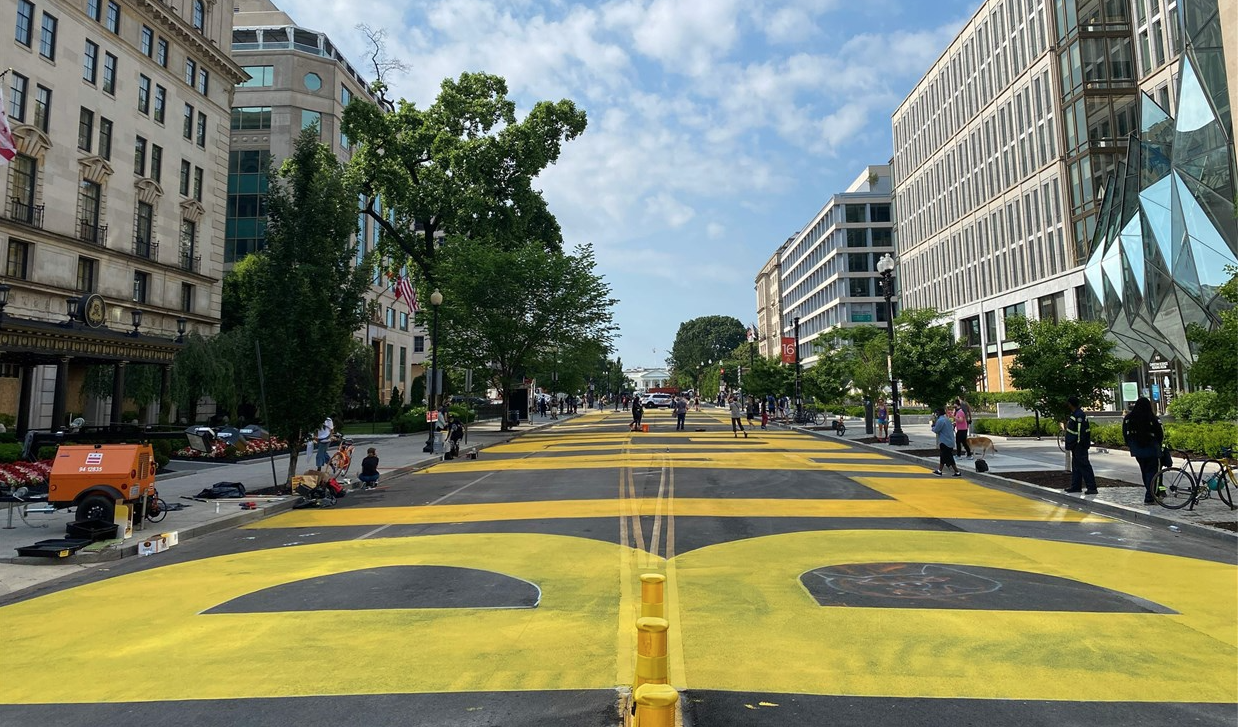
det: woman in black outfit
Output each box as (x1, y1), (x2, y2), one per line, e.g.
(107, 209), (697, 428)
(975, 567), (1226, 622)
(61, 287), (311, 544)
(1122, 396), (1164, 504)
(631, 396), (644, 431)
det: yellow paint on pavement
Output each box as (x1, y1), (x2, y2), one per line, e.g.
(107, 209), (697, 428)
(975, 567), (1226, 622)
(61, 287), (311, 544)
(423, 451), (926, 472)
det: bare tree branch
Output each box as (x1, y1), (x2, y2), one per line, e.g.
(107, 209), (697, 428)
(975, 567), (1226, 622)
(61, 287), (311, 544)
(356, 24), (410, 112)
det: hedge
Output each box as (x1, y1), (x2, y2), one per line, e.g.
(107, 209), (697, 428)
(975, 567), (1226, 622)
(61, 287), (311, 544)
(970, 416), (1057, 437)
(392, 405), (478, 434)
(972, 417), (1236, 458)
(0, 442), (23, 463)
(1167, 390), (1237, 423)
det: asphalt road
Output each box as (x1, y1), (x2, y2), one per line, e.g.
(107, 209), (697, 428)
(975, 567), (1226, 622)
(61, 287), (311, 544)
(1, 408), (1234, 726)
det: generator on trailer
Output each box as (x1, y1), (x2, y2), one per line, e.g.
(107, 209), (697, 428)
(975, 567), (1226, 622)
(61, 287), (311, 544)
(47, 443), (158, 523)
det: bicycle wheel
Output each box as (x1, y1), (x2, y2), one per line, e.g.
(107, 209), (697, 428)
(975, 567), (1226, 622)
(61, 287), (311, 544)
(1198, 460), (1235, 508)
(813, 412), (826, 425)
(1055, 433), (1064, 452)
(1154, 467), (1197, 510)
(146, 498), (168, 523)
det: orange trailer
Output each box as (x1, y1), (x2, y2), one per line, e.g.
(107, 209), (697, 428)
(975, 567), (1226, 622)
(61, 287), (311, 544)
(47, 444), (157, 522)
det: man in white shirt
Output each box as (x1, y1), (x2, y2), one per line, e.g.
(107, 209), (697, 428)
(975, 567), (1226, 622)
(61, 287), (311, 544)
(315, 416), (334, 469)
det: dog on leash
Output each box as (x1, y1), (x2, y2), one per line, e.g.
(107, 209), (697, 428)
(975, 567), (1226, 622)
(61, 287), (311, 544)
(967, 436), (998, 457)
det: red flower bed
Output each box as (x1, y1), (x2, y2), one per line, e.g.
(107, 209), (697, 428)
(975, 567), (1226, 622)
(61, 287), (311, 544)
(0, 459), (53, 489)
(174, 437), (288, 459)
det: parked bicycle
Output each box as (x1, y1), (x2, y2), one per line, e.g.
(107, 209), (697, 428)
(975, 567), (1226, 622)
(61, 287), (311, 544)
(792, 409), (826, 426)
(1154, 447), (1235, 511)
(144, 487), (169, 523)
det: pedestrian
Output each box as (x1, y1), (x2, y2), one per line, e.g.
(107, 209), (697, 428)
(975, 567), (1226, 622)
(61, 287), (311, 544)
(746, 397), (758, 426)
(630, 394), (644, 431)
(956, 395), (972, 427)
(314, 416), (335, 469)
(875, 398), (889, 441)
(693, 394), (700, 412)
(953, 403), (973, 458)
(932, 407), (962, 476)
(1063, 396), (1098, 494)
(358, 447), (380, 489)
(447, 415), (465, 458)
(760, 401), (769, 430)
(1123, 396), (1164, 504)
(674, 395), (687, 431)
(728, 395), (747, 438)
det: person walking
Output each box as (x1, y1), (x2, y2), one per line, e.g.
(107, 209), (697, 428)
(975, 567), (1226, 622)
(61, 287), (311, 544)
(1123, 396), (1164, 504)
(630, 394), (644, 432)
(728, 396), (747, 438)
(932, 407), (962, 477)
(760, 401), (769, 430)
(953, 404), (973, 458)
(314, 416), (335, 469)
(674, 395), (687, 431)
(1064, 396), (1098, 494)
(875, 398), (889, 441)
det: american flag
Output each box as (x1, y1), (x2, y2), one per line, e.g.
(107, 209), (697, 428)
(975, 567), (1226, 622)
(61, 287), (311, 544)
(394, 275), (419, 312)
(0, 103), (16, 165)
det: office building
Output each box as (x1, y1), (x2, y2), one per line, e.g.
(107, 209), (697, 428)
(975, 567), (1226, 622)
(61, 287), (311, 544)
(229, 0), (427, 402)
(2, 0), (242, 431)
(754, 241), (788, 360)
(775, 164), (897, 367)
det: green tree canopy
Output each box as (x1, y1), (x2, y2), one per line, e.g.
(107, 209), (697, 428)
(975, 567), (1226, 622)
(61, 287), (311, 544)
(668, 316), (746, 385)
(341, 72), (588, 289)
(1187, 265), (1238, 406)
(891, 308), (982, 410)
(435, 239), (615, 430)
(1006, 316), (1135, 421)
(248, 128), (371, 479)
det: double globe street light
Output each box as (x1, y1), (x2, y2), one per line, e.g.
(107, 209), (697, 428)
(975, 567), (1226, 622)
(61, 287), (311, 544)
(876, 253), (908, 446)
(422, 289), (444, 454)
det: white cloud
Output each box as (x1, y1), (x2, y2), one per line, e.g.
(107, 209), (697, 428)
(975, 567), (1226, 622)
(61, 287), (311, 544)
(644, 193), (696, 228)
(707, 222), (726, 239)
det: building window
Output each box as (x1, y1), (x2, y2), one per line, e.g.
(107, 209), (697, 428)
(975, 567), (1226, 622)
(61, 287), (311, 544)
(384, 344), (394, 382)
(140, 25), (152, 56)
(230, 106), (271, 130)
(385, 307), (395, 327)
(15, 0), (33, 47)
(77, 107), (93, 151)
(104, 0), (120, 33)
(301, 109), (321, 135)
(137, 74), (150, 114)
(181, 283), (194, 312)
(961, 316), (981, 346)
(184, 58), (196, 86)
(156, 37), (168, 67)
(303, 72), (322, 91)
(150, 144), (162, 183)
(135, 201), (153, 255)
(193, 166), (203, 201)
(1037, 292), (1064, 324)
(98, 117), (112, 159)
(179, 159), (191, 196)
(33, 84), (50, 132)
(180, 219), (196, 268)
(847, 252), (869, 273)
(197, 69), (209, 96)
(153, 85), (165, 123)
(192, 0), (204, 30)
(985, 311), (998, 343)
(87, 0), (100, 21)
(10, 154), (36, 221)
(225, 149), (271, 262)
(133, 271), (149, 303)
(341, 85), (351, 105)
(399, 311), (409, 331)
(38, 12), (56, 59)
(83, 40), (98, 83)
(102, 52), (117, 94)
(413, 336), (425, 353)
(871, 228), (892, 247)
(134, 135), (147, 176)
(848, 278), (871, 297)
(846, 229), (867, 247)
(8, 73), (28, 122)
(77, 257), (97, 293)
(870, 204), (891, 222)
(182, 103), (194, 139)
(845, 204), (867, 223)
(239, 65), (273, 87)
(6, 240), (30, 279)
(399, 347), (407, 383)
(79, 181), (101, 239)
(195, 111), (206, 147)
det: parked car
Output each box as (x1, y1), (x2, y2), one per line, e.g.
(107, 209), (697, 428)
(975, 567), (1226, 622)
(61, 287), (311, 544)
(645, 393), (674, 408)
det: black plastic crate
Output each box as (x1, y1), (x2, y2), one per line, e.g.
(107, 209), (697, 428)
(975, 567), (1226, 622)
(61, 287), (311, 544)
(65, 519), (119, 542)
(16, 539), (93, 558)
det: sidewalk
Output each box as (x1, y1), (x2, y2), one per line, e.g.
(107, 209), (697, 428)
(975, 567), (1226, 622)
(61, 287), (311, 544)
(0, 415), (569, 595)
(794, 416), (1237, 539)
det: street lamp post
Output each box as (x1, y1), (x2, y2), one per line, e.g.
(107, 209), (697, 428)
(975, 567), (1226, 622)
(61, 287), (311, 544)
(793, 316), (802, 420)
(876, 254), (908, 445)
(422, 289), (443, 453)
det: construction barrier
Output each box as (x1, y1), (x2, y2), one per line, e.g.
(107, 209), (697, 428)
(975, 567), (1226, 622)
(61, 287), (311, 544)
(640, 573), (665, 619)
(633, 684), (679, 727)
(635, 616), (669, 687)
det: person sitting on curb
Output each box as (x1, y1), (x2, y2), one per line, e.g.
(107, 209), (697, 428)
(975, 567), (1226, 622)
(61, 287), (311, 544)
(358, 447), (380, 489)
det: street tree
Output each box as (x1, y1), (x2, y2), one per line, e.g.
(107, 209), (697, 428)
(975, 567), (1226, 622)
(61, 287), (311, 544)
(804, 327), (889, 407)
(247, 128), (372, 480)
(735, 353), (795, 400)
(1006, 316), (1135, 422)
(668, 316), (746, 385)
(435, 238), (616, 430)
(1187, 265), (1238, 406)
(341, 72), (588, 289)
(891, 308), (982, 410)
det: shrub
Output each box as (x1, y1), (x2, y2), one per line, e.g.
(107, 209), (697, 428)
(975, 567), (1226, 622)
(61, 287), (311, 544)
(37, 445), (59, 460)
(0, 442), (24, 463)
(151, 439), (175, 469)
(1163, 421), (1238, 458)
(222, 444), (238, 459)
(968, 392), (1028, 411)
(1168, 390), (1236, 423)
(970, 416), (1055, 437)
(392, 407), (431, 434)
(0, 412), (15, 428)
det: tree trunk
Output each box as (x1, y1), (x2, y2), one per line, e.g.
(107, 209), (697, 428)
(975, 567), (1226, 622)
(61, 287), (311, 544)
(500, 383), (511, 431)
(286, 439), (304, 485)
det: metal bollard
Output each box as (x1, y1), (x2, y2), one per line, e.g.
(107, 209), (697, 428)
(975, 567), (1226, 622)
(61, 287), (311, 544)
(640, 573), (665, 619)
(633, 684), (679, 727)
(635, 616), (669, 687)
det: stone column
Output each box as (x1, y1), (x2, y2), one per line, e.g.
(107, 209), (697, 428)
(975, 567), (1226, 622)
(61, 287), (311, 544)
(16, 364), (34, 436)
(51, 357), (70, 429)
(110, 361), (127, 426)
(159, 364), (172, 425)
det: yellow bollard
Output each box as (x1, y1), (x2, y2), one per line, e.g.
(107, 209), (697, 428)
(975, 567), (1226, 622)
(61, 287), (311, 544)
(633, 684), (679, 727)
(635, 616), (669, 687)
(640, 573), (665, 619)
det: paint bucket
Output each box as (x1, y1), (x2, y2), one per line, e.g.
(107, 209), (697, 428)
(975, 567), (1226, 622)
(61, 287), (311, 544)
(642, 424), (649, 433)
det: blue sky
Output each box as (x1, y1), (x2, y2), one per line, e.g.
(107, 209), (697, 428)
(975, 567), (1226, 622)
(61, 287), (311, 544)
(278, 0), (979, 369)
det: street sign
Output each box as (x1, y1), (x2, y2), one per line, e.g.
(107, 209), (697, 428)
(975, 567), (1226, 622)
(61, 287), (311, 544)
(1151, 384), (1161, 402)
(1121, 382), (1138, 403)
(781, 337), (796, 364)
(426, 410), (439, 422)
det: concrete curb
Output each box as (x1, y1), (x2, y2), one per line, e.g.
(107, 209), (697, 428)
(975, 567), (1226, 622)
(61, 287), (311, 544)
(792, 425), (1238, 544)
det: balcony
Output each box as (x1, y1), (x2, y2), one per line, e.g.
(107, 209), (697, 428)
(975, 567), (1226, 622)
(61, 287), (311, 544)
(179, 251), (201, 273)
(133, 236), (159, 260)
(79, 219), (108, 245)
(6, 197), (44, 229)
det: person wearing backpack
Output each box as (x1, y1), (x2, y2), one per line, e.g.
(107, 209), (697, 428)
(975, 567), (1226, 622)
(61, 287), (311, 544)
(1122, 396), (1164, 504)
(1064, 396), (1098, 494)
